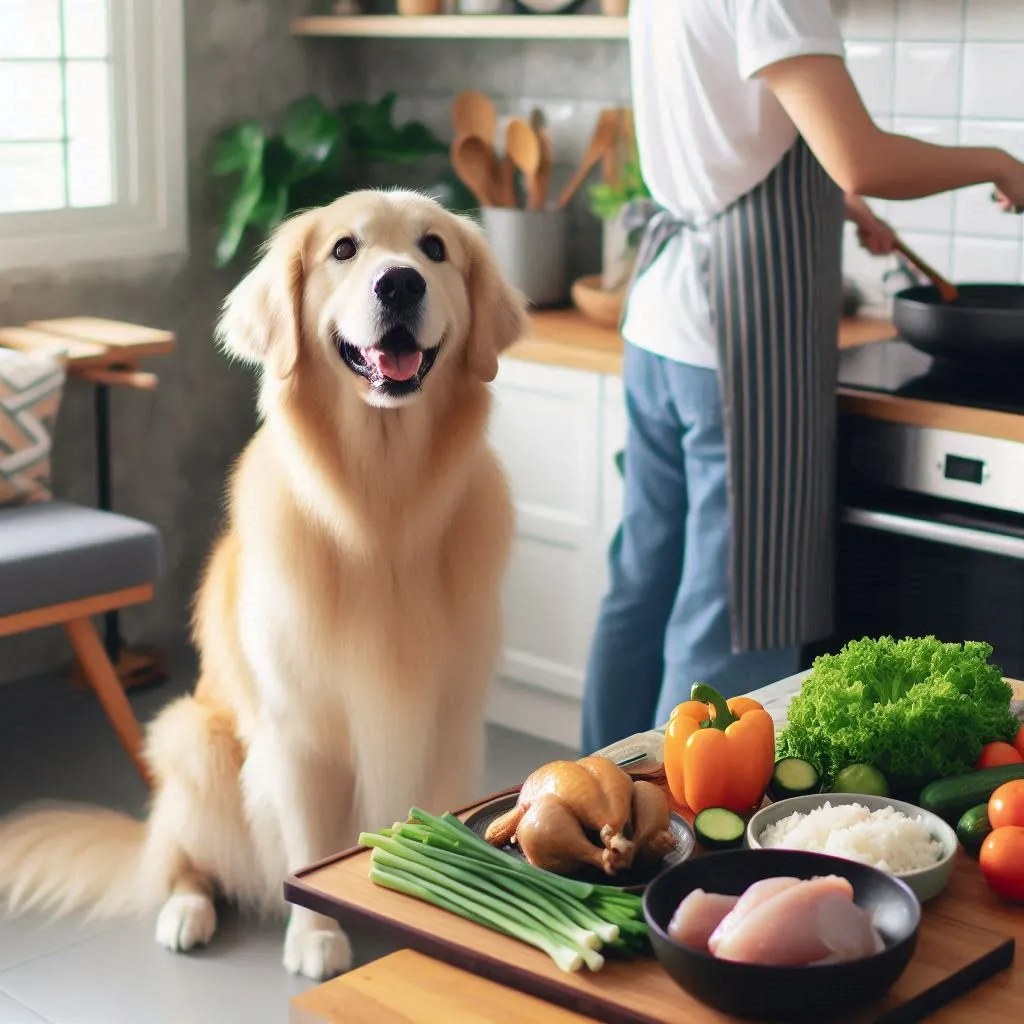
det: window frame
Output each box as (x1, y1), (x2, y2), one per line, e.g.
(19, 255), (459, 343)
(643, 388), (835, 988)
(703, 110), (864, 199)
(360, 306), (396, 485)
(0, 0), (187, 272)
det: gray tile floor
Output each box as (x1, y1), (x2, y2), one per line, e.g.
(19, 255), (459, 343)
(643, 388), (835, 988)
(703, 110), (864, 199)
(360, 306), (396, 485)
(0, 650), (575, 1024)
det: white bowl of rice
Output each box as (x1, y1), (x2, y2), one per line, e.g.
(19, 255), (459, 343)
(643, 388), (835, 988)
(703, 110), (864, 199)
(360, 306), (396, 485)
(746, 792), (958, 903)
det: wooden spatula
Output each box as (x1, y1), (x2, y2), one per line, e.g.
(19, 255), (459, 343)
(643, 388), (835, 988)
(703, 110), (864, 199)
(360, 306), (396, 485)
(893, 237), (959, 304)
(531, 112), (554, 212)
(450, 134), (499, 208)
(557, 108), (621, 209)
(506, 117), (543, 212)
(452, 91), (497, 147)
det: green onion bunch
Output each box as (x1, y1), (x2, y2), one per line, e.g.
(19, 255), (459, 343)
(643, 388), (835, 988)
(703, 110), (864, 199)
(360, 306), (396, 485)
(359, 807), (649, 974)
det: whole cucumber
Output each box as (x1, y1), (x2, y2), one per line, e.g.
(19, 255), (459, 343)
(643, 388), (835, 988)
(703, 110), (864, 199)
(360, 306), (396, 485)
(955, 804), (992, 858)
(919, 763), (1024, 824)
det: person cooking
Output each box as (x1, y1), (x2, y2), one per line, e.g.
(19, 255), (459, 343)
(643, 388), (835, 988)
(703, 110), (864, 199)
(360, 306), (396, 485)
(581, 0), (1024, 754)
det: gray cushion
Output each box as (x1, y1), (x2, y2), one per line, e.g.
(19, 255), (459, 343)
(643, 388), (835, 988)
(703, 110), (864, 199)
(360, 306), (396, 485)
(0, 501), (162, 618)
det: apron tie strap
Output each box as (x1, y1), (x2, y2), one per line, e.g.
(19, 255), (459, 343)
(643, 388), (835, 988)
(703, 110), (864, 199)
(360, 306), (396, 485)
(622, 199), (701, 294)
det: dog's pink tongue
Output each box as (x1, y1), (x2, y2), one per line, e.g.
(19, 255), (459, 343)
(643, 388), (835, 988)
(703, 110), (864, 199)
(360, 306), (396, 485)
(368, 348), (422, 382)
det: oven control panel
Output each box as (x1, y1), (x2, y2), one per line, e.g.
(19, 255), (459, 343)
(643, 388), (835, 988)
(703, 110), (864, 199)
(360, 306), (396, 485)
(840, 418), (1024, 516)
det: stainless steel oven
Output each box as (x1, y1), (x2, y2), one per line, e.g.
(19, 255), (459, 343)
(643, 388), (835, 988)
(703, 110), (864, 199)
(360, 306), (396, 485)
(809, 340), (1024, 677)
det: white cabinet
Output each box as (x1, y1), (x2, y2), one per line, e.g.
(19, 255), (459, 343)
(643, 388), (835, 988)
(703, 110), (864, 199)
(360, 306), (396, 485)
(486, 358), (627, 747)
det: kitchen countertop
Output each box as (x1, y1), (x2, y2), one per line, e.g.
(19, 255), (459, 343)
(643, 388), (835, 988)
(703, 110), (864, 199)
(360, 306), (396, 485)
(289, 672), (1024, 1024)
(506, 308), (898, 377)
(506, 309), (1024, 443)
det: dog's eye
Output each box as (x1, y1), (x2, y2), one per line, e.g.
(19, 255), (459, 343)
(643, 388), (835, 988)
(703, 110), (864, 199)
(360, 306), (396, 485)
(420, 234), (446, 263)
(333, 237), (357, 262)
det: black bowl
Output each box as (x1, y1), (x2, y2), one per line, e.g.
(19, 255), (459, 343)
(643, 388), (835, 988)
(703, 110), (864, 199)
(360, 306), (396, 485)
(643, 849), (921, 1022)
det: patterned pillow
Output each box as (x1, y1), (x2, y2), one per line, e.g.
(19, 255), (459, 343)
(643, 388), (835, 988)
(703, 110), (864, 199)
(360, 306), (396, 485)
(0, 347), (67, 506)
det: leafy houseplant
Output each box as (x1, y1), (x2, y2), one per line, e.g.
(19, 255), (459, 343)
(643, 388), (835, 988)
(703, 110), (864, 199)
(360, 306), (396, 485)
(587, 155), (651, 227)
(210, 92), (474, 267)
(587, 154), (652, 293)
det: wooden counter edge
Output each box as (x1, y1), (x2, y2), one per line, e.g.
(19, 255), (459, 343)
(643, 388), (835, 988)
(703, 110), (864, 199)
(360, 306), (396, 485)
(289, 949), (598, 1024)
(505, 309), (898, 378)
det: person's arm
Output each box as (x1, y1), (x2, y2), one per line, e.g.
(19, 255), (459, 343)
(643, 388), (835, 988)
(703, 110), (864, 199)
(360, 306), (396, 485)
(844, 194), (896, 255)
(757, 55), (1024, 206)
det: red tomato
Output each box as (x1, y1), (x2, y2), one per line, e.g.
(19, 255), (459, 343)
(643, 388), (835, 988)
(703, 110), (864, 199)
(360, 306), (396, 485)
(975, 741), (1024, 770)
(988, 780), (1024, 830)
(979, 827), (1024, 903)
(1015, 724), (1024, 760)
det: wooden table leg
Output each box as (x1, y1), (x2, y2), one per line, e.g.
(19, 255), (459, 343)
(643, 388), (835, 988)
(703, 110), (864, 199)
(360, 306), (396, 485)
(64, 616), (152, 787)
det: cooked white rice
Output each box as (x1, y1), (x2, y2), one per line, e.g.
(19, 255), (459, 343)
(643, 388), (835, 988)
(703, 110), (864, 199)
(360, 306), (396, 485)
(757, 802), (944, 874)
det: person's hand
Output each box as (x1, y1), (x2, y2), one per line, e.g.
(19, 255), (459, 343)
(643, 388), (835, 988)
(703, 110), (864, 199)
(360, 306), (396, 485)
(993, 156), (1024, 212)
(845, 194), (897, 256)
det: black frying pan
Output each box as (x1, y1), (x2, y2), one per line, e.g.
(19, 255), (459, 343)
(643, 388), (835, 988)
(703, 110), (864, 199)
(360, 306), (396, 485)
(892, 283), (1024, 365)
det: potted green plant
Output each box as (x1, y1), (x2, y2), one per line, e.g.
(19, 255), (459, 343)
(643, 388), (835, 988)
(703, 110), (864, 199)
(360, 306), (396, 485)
(209, 92), (475, 267)
(587, 153), (651, 292)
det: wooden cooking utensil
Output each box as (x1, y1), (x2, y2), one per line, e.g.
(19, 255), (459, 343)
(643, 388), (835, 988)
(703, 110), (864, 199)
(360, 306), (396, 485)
(893, 237), (959, 303)
(451, 91), (497, 146)
(528, 108), (554, 211)
(450, 134), (499, 208)
(557, 108), (621, 209)
(506, 117), (544, 212)
(534, 128), (553, 211)
(601, 108), (625, 186)
(453, 92), (514, 207)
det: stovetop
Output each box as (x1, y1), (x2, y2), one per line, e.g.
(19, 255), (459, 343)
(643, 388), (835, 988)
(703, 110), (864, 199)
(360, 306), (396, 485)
(837, 338), (1024, 416)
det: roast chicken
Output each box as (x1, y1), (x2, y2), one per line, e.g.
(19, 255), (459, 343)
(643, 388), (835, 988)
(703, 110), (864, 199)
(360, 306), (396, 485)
(484, 756), (675, 876)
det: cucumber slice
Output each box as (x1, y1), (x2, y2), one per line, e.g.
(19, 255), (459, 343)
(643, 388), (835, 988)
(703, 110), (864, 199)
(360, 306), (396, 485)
(769, 757), (821, 801)
(694, 807), (746, 851)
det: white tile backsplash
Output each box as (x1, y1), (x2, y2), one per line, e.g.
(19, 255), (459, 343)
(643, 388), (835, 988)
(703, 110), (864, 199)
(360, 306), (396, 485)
(842, 1), (1024, 303)
(961, 43), (1024, 119)
(892, 43), (962, 117)
(845, 42), (895, 115)
(951, 236), (1023, 281)
(896, 0), (965, 41)
(839, 0), (897, 40)
(965, 0), (1024, 40)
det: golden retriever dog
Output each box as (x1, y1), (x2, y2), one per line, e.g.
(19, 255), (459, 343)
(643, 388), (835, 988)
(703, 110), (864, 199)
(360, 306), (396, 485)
(0, 189), (528, 980)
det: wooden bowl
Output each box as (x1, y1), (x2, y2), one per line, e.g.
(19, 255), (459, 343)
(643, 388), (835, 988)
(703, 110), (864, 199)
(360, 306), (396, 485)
(571, 274), (625, 329)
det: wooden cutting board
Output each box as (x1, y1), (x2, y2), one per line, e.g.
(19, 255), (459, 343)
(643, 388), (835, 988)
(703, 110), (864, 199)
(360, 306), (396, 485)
(287, 815), (1017, 1024)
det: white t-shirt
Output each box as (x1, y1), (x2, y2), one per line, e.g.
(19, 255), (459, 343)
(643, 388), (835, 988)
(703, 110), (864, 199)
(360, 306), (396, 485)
(621, 0), (846, 369)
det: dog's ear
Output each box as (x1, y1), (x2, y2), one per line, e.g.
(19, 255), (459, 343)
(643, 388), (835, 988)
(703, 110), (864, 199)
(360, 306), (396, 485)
(215, 213), (311, 379)
(463, 220), (529, 383)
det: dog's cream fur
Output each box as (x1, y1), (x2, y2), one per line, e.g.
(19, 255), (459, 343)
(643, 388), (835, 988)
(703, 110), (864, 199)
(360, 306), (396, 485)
(0, 190), (528, 980)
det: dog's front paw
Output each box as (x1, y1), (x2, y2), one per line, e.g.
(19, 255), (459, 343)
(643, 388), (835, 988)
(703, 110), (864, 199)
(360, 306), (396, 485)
(155, 893), (218, 952)
(283, 914), (352, 980)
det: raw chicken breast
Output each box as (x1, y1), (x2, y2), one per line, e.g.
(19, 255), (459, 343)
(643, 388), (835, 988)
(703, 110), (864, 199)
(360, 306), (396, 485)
(712, 876), (882, 967)
(707, 877), (801, 954)
(667, 890), (739, 952)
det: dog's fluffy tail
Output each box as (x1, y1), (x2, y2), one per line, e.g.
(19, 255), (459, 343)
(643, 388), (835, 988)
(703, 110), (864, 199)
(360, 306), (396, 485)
(0, 804), (159, 921)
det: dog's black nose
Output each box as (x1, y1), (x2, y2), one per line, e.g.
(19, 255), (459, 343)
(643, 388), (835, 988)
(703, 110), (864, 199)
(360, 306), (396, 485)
(374, 266), (426, 312)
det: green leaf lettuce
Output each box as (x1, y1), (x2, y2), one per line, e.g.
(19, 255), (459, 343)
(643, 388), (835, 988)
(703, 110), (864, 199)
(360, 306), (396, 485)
(776, 636), (1018, 787)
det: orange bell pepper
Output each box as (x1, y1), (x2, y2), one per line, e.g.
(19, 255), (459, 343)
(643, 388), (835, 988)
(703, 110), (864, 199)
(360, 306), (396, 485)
(664, 683), (776, 815)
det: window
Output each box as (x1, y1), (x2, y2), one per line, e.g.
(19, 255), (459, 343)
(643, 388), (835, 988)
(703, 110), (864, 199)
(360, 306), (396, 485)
(0, 0), (186, 271)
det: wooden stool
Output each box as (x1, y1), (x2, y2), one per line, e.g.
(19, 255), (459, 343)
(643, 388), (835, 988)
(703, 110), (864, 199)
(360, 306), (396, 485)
(289, 950), (597, 1024)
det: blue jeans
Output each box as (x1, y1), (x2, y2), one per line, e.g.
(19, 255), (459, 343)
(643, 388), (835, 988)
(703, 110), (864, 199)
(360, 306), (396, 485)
(580, 344), (800, 754)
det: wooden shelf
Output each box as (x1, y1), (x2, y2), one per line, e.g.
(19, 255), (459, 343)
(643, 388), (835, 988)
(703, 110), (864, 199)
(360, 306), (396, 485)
(290, 15), (628, 40)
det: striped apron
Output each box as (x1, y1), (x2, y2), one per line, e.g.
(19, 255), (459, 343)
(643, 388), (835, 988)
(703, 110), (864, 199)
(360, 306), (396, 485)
(624, 137), (845, 654)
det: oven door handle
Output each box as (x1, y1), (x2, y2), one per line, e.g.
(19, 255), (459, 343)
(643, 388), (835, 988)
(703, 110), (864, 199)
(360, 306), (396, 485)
(842, 507), (1024, 561)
